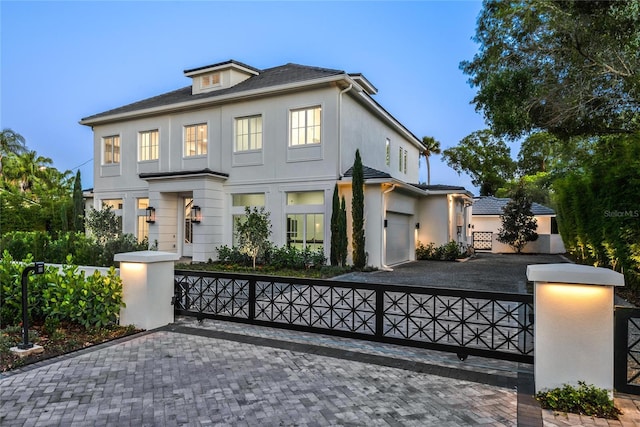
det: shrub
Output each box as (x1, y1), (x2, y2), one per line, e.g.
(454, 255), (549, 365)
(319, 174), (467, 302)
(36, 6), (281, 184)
(416, 241), (465, 261)
(215, 244), (327, 270)
(0, 251), (124, 329)
(536, 382), (621, 420)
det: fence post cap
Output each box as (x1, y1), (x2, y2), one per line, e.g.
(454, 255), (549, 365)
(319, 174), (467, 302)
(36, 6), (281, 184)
(114, 251), (180, 263)
(526, 263), (625, 287)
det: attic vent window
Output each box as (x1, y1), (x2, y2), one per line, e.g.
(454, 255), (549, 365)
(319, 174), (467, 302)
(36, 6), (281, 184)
(201, 73), (221, 89)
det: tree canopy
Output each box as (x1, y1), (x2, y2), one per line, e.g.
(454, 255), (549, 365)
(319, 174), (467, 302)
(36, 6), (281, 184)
(441, 129), (515, 196)
(461, 0), (640, 139)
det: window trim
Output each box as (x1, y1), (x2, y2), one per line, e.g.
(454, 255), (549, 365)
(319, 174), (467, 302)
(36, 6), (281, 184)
(138, 129), (159, 162)
(183, 123), (208, 158)
(234, 115), (263, 153)
(385, 138), (391, 167)
(102, 135), (120, 165)
(289, 106), (322, 147)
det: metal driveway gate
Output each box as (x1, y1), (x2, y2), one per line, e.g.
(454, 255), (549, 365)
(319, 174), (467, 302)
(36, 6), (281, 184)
(615, 307), (640, 394)
(174, 270), (534, 363)
(473, 231), (493, 251)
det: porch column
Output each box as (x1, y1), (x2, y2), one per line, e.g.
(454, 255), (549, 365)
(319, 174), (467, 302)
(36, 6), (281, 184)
(115, 250), (180, 330)
(527, 263), (624, 396)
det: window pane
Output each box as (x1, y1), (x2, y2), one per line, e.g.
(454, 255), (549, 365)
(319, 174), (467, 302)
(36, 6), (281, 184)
(102, 199), (123, 210)
(286, 191), (324, 205)
(287, 214), (303, 249)
(137, 198), (149, 209)
(137, 216), (149, 242)
(232, 193), (265, 206)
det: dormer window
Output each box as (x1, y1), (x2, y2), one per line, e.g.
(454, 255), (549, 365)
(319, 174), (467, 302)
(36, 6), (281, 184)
(201, 73), (221, 89)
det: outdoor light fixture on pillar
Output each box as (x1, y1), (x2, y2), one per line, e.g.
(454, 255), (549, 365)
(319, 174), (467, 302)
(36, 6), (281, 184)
(415, 223), (420, 229)
(527, 263), (624, 397)
(145, 207), (156, 224)
(11, 262), (46, 357)
(191, 205), (202, 224)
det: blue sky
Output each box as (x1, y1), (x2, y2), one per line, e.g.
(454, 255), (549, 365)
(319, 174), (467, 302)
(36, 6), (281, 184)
(1, 1), (490, 192)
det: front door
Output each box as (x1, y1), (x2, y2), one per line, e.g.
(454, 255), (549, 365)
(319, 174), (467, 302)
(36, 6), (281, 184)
(182, 197), (194, 257)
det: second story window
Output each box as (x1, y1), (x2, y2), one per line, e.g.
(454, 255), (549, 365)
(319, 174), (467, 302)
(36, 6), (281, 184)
(184, 124), (207, 157)
(103, 135), (120, 165)
(403, 149), (408, 174)
(398, 147), (403, 172)
(235, 115), (262, 152)
(385, 138), (390, 166)
(138, 130), (159, 161)
(290, 106), (321, 146)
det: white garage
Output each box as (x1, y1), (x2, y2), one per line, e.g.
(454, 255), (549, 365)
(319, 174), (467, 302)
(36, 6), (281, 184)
(385, 211), (412, 265)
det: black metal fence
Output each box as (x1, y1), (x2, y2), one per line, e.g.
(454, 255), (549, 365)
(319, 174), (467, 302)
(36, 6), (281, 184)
(615, 307), (640, 394)
(174, 270), (534, 363)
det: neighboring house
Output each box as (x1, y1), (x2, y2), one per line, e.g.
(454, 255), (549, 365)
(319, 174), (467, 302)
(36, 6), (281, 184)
(470, 196), (566, 254)
(80, 59), (471, 267)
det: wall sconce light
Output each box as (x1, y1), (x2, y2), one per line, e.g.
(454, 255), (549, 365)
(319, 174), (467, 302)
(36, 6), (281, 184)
(191, 205), (202, 224)
(384, 219), (388, 228)
(145, 207), (156, 224)
(457, 225), (463, 235)
(415, 222), (420, 230)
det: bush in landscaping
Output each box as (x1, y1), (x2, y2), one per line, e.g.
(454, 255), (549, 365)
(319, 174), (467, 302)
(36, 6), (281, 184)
(536, 382), (621, 420)
(416, 241), (465, 261)
(0, 251), (124, 329)
(215, 244), (326, 270)
(0, 230), (147, 267)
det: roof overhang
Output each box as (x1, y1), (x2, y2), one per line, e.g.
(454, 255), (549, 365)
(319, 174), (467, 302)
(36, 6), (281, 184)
(139, 168), (229, 181)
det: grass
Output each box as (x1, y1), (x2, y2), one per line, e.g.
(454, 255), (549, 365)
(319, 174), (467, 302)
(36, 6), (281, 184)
(0, 322), (141, 372)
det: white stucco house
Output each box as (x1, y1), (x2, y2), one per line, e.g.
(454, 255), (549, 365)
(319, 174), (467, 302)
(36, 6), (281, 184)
(470, 196), (566, 254)
(80, 59), (472, 268)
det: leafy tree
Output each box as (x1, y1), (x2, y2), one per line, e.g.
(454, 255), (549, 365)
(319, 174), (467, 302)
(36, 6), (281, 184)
(330, 184), (340, 266)
(338, 196), (348, 267)
(0, 128), (27, 175)
(72, 171), (84, 232)
(421, 136), (441, 185)
(497, 186), (538, 253)
(235, 206), (272, 269)
(86, 206), (121, 245)
(496, 172), (553, 206)
(461, 0), (640, 139)
(517, 132), (560, 176)
(351, 149), (366, 269)
(442, 129), (516, 196)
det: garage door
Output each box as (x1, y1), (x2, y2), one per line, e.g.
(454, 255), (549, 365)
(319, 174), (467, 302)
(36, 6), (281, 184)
(386, 212), (411, 265)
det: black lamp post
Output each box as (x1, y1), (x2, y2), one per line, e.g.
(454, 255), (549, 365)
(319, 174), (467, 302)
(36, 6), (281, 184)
(18, 262), (45, 350)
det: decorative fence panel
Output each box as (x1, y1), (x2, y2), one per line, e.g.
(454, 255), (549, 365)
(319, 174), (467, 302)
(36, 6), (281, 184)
(615, 307), (640, 395)
(175, 270), (534, 363)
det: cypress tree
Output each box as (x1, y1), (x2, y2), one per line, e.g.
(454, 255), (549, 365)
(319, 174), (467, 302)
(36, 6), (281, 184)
(330, 184), (340, 266)
(72, 170), (84, 232)
(352, 149), (366, 269)
(338, 196), (348, 266)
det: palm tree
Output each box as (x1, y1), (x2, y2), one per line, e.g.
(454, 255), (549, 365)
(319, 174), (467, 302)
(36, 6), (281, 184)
(3, 151), (53, 193)
(0, 129), (27, 176)
(421, 136), (441, 185)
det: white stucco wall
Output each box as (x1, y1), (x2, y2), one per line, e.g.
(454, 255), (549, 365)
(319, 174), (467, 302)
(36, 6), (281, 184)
(471, 215), (566, 253)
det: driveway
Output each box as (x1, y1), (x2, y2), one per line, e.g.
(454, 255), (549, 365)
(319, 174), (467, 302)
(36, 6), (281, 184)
(335, 253), (569, 294)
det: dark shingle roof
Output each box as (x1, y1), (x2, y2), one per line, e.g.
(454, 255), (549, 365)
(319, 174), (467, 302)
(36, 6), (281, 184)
(343, 165), (392, 180)
(472, 196), (556, 216)
(81, 63), (345, 122)
(411, 184), (467, 192)
(183, 59), (260, 75)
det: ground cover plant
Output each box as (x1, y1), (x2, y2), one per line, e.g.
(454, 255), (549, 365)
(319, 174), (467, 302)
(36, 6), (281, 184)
(0, 252), (139, 372)
(536, 382), (622, 420)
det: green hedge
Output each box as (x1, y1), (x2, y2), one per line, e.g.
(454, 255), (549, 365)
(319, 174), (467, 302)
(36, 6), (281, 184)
(416, 241), (466, 261)
(0, 252), (124, 329)
(217, 244), (327, 269)
(0, 231), (147, 267)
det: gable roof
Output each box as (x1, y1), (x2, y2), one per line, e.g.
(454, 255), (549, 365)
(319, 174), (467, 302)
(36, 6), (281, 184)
(80, 63), (345, 123)
(472, 196), (556, 216)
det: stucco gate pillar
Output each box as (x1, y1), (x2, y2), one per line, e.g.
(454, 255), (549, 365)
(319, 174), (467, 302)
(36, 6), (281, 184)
(115, 250), (180, 330)
(527, 263), (625, 396)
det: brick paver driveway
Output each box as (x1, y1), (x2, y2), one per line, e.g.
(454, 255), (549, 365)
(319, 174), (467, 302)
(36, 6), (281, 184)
(336, 253), (569, 293)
